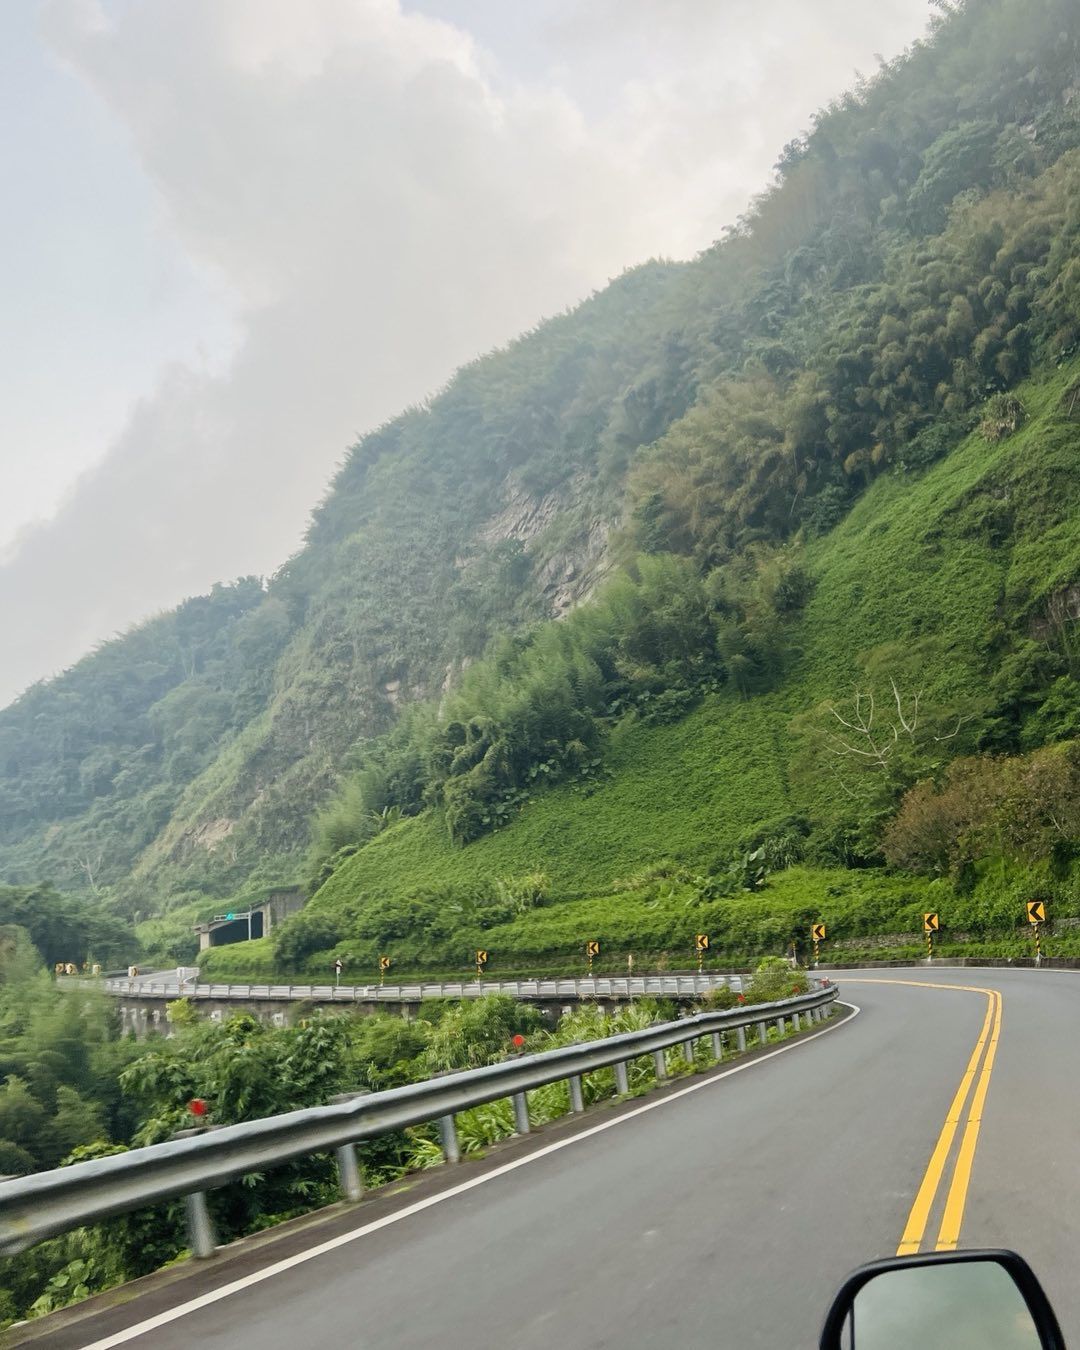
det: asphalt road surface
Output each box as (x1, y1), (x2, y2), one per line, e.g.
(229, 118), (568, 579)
(36, 968), (1080, 1349)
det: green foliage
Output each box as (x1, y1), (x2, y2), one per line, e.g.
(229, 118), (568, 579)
(884, 741), (1080, 877)
(978, 392), (1027, 442)
(271, 911), (346, 969)
(0, 885), (130, 969)
(423, 996), (541, 1073)
(747, 957), (810, 1003)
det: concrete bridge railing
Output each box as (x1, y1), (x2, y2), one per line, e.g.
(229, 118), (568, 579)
(69, 972), (750, 1004)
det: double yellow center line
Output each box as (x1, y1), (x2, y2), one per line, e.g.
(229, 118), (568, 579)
(848, 978), (1003, 1255)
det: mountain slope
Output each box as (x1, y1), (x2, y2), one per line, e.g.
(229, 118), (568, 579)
(3, 0), (1080, 932)
(280, 354), (1080, 971)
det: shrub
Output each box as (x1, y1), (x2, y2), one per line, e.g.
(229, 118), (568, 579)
(272, 912), (345, 969)
(747, 956), (809, 1003)
(978, 392), (1026, 441)
(700, 985), (739, 1011)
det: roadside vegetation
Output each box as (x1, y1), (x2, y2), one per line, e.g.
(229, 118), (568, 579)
(0, 928), (817, 1329)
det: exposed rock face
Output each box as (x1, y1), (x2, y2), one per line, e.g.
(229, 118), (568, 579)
(534, 515), (613, 616)
(1030, 584), (1080, 641)
(476, 477), (615, 618)
(187, 817), (235, 853)
(476, 483), (565, 548)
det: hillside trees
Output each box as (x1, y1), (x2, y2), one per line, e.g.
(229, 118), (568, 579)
(883, 741), (1080, 876)
(630, 149), (1080, 563)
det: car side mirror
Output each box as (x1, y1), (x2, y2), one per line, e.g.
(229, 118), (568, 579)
(820, 1250), (1065, 1350)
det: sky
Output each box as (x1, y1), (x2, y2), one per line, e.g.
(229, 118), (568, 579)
(0, 0), (934, 707)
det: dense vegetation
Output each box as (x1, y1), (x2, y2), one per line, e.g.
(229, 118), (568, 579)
(0, 920), (802, 1327)
(3, 0), (1079, 941)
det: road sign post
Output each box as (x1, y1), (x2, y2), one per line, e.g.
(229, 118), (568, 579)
(379, 955), (391, 986)
(475, 949), (487, 981)
(586, 940), (599, 976)
(811, 922), (826, 966)
(1027, 901), (1046, 966)
(923, 912), (939, 962)
(695, 933), (710, 974)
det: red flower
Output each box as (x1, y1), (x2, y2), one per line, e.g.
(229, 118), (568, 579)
(189, 1098), (208, 1118)
(737, 993), (746, 1004)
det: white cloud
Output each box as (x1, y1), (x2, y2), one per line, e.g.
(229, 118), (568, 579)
(0, 0), (931, 705)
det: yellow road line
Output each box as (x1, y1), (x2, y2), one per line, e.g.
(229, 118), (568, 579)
(840, 978), (1001, 1255)
(935, 989), (1002, 1251)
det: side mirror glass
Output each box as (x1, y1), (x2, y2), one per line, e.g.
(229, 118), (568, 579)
(821, 1251), (1064, 1350)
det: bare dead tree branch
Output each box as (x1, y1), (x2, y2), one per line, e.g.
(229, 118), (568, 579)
(933, 714), (974, 743)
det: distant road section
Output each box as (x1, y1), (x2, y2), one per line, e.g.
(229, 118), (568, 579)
(70, 971), (750, 1004)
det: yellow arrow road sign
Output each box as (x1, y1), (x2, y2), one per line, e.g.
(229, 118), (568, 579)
(1027, 901), (1045, 925)
(695, 934), (710, 951)
(923, 913), (940, 932)
(811, 923), (826, 942)
(586, 940), (600, 958)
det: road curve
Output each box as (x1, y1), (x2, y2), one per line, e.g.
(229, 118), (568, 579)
(29, 968), (1080, 1350)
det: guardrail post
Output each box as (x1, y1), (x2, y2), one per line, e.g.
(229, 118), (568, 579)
(614, 1061), (629, 1095)
(568, 1075), (584, 1113)
(757, 1021), (768, 1046)
(711, 1031), (723, 1060)
(439, 1114), (460, 1164)
(682, 1038), (695, 1067)
(793, 1012), (801, 1032)
(336, 1144), (363, 1202)
(183, 1191), (217, 1258)
(736, 1026), (747, 1053)
(652, 1049), (667, 1080)
(512, 1091), (531, 1134)
(775, 1017), (785, 1038)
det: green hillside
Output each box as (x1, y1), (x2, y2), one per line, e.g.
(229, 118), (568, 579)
(3, 0), (1080, 968)
(246, 355), (1078, 977)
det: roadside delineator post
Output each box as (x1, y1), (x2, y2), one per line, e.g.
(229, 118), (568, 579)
(1027, 900), (1046, 966)
(924, 912), (939, 962)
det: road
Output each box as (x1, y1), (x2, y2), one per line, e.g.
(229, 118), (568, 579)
(32, 968), (1080, 1349)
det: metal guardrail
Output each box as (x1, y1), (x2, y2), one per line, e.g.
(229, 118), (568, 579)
(69, 973), (748, 1003)
(0, 984), (836, 1259)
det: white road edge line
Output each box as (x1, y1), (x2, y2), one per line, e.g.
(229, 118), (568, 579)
(78, 1002), (860, 1350)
